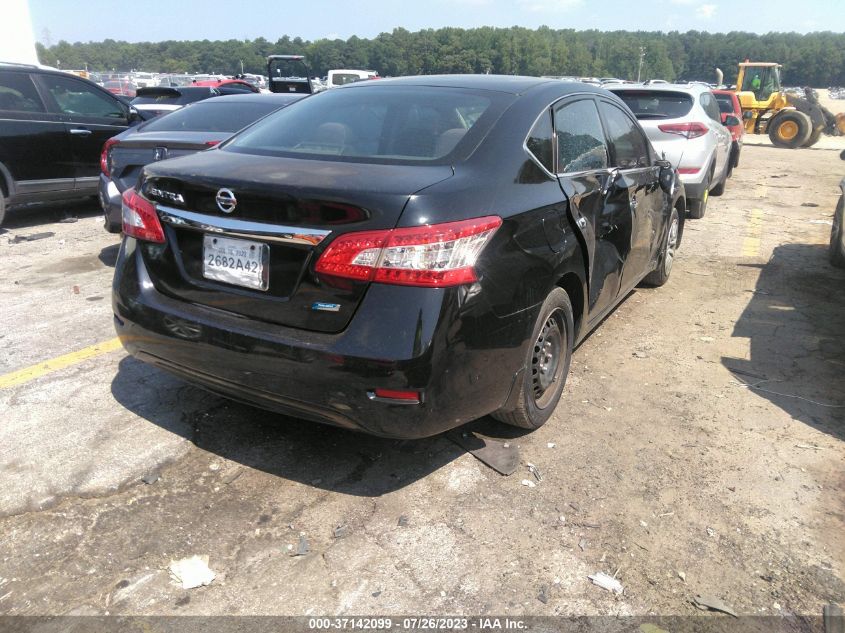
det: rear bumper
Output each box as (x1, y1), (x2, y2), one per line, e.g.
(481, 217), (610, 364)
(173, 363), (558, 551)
(682, 179), (707, 200)
(112, 239), (533, 439)
(99, 174), (122, 233)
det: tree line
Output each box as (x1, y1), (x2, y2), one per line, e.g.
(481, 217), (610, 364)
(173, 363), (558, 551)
(36, 27), (845, 87)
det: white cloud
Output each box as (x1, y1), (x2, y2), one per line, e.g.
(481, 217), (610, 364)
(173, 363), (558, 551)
(696, 3), (718, 19)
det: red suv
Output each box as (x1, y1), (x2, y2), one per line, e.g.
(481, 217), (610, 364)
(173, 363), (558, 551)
(713, 89), (743, 176)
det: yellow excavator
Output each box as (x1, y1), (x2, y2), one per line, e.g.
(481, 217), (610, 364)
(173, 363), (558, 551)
(729, 61), (845, 148)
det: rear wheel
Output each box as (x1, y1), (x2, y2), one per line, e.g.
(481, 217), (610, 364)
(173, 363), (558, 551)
(769, 111), (812, 148)
(711, 163), (728, 196)
(493, 288), (573, 430)
(642, 207), (680, 287)
(0, 194), (6, 228)
(830, 196), (845, 268)
(803, 126), (823, 148)
(688, 172), (711, 219)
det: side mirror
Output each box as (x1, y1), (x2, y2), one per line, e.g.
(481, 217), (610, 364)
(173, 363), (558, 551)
(658, 164), (675, 195)
(128, 106), (144, 126)
(724, 115), (741, 127)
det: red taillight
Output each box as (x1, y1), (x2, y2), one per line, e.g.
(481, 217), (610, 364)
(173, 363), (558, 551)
(315, 216), (502, 287)
(100, 137), (119, 177)
(373, 388), (420, 402)
(205, 140), (222, 146)
(121, 188), (165, 243)
(678, 167), (701, 174)
(658, 122), (709, 139)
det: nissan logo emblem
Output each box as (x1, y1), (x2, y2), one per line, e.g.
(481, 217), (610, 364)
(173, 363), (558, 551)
(215, 188), (237, 214)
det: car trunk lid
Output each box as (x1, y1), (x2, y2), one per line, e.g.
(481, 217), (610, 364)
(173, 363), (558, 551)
(110, 131), (224, 192)
(139, 149), (454, 333)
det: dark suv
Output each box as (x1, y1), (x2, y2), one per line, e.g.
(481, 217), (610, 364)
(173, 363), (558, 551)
(0, 62), (139, 225)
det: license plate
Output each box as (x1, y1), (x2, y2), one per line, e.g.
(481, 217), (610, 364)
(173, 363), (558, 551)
(202, 235), (269, 291)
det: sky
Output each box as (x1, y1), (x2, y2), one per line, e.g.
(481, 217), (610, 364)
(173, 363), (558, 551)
(29, 0), (845, 44)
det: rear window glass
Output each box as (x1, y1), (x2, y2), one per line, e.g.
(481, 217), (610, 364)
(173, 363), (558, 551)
(611, 90), (693, 120)
(225, 86), (505, 164)
(331, 73), (365, 86)
(140, 101), (283, 133)
(0, 71), (45, 112)
(132, 91), (206, 106)
(714, 94), (734, 114)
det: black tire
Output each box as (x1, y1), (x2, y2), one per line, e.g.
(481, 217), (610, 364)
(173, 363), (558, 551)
(492, 288), (573, 430)
(803, 126), (823, 148)
(104, 212), (122, 234)
(0, 194), (5, 228)
(769, 111), (812, 148)
(688, 171), (711, 219)
(642, 207), (680, 287)
(710, 163), (728, 196)
(830, 196), (845, 268)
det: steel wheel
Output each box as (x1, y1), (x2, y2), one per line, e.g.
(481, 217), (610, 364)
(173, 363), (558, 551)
(778, 120), (798, 141)
(531, 310), (565, 408)
(663, 215), (679, 277)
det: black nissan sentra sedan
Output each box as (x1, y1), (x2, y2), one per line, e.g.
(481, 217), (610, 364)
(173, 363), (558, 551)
(113, 75), (685, 438)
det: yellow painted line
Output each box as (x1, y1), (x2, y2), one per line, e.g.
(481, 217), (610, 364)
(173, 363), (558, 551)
(0, 337), (123, 390)
(741, 208), (765, 257)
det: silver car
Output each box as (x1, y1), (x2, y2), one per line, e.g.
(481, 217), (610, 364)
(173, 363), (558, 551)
(610, 84), (734, 218)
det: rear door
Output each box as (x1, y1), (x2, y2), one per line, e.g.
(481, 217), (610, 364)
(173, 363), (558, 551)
(552, 97), (625, 320)
(34, 73), (130, 192)
(597, 98), (663, 289)
(0, 70), (74, 196)
(699, 92), (730, 176)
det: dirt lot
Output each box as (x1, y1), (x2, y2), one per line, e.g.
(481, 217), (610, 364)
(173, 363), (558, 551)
(1, 142), (843, 622)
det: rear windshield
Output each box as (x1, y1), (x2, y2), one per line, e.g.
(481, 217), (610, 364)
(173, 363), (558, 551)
(132, 92), (203, 105)
(140, 100), (284, 133)
(713, 94), (734, 114)
(612, 90), (693, 120)
(224, 86), (504, 164)
(331, 73), (365, 86)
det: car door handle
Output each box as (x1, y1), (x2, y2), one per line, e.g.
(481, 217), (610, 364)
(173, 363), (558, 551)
(68, 128), (92, 136)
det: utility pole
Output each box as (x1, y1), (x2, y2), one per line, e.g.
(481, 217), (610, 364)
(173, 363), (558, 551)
(637, 47), (646, 83)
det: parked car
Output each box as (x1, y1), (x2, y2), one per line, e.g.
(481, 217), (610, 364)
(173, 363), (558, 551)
(130, 86), (220, 118)
(610, 84), (734, 218)
(0, 62), (142, 226)
(713, 89), (744, 175)
(830, 149), (845, 268)
(103, 79), (137, 98)
(100, 92), (303, 232)
(112, 75), (685, 438)
(326, 69), (379, 88)
(192, 78), (259, 93)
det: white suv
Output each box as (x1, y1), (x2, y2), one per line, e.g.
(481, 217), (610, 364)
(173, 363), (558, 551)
(610, 84), (734, 218)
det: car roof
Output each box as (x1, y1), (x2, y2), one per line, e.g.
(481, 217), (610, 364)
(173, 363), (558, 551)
(608, 83), (711, 95)
(0, 62), (83, 77)
(342, 74), (562, 95)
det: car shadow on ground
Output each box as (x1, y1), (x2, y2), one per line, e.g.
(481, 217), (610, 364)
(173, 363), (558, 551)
(2, 198), (101, 231)
(110, 356), (525, 496)
(722, 243), (845, 440)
